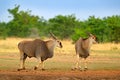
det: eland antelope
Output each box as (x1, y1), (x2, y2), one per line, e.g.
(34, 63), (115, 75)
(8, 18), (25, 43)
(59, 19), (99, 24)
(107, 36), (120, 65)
(73, 33), (97, 71)
(17, 32), (63, 71)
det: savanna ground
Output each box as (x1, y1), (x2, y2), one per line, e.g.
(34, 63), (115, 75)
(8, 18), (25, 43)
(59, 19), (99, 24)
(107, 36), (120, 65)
(0, 38), (120, 80)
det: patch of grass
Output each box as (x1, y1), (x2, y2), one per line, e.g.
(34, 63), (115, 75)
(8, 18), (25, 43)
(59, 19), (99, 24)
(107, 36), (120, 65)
(89, 62), (120, 70)
(0, 38), (120, 71)
(93, 50), (120, 54)
(0, 58), (19, 70)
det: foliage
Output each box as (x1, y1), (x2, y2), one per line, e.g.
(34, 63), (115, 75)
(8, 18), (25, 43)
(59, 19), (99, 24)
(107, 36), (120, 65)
(48, 14), (79, 39)
(0, 22), (8, 39)
(71, 16), (120, 43)
(104, 15), (120, 43)
(6, 5), (46, 37)
(0, 5), (120, 43)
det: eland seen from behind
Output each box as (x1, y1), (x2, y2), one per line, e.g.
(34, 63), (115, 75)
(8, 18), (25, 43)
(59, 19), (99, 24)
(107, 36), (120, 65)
(18, 33), (63, 71)
(73, 33), (97, 71)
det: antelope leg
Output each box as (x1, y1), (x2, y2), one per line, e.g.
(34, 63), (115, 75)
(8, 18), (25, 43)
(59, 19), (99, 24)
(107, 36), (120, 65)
(34, 58), (45, 70)
(41, 61), (45, 70)
(18, 52), (27, 71)
(20, 59), (23, 69)
(23, 54), (27, 69)
(74, 54), (82, 70)
(84, 58), (88, 71)
(78, 57), (82, 70)
(34, 58), (41, 70)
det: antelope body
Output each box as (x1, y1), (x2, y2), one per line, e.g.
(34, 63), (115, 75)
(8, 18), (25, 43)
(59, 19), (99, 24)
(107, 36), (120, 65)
(18, 33), (62, 71)
(73, 33), (97, 71)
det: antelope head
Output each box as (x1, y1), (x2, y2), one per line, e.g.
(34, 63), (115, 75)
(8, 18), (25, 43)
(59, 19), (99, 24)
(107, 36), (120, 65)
(88, 33), (97, 44)
(50, 32), (63, 48)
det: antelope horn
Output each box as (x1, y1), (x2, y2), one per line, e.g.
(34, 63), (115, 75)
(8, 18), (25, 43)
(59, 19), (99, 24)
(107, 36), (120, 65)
(86, 32), (92, 36)
(49, 32), (57, 40)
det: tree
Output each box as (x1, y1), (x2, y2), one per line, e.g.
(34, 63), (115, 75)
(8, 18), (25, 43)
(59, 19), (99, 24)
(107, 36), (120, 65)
(0, 22), (8, 39)
(104, 15), (120, 43)
(86, 16), (105, 42)
(48, 14), (79, 39)
(7, 5), (41, 37)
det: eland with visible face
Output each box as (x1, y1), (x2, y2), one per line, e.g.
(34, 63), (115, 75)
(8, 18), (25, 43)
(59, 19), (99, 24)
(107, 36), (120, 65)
(18, 32), (63, 71)
(73, 33), (97, 71)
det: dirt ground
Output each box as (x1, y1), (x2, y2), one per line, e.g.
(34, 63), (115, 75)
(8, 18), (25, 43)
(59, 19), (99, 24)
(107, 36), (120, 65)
(0, 70), (120, 80)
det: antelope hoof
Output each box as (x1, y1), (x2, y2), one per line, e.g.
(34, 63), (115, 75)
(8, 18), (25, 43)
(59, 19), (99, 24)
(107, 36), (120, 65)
(79, 68), (82, 71)
(17, 69), (22, 71)
(34, 66), (38, 70)
(17, 68), (25, 71)
(41, 68), (45, 71)
(71, 67), (78, 71)
(84, 68), (88, 71)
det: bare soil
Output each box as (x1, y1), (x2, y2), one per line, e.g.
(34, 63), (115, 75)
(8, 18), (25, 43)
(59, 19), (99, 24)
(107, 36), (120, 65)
(0, 70), (120, 80)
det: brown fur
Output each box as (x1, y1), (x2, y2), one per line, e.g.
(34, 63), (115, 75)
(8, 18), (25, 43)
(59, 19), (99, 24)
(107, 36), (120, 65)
(18, 38), (62, 70)
(75, 34), (97, 58)
(73, 34), (97, 70)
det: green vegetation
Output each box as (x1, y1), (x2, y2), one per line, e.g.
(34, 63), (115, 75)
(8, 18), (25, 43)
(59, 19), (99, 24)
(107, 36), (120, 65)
(0, 5), (120, 43)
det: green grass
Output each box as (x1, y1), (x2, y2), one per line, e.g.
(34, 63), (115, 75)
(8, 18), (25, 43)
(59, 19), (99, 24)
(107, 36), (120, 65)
(89, 62), (120, 70)
(0, 58), (19, 70)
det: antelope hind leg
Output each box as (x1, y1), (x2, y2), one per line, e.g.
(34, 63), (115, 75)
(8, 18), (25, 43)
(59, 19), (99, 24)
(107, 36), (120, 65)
(17, 59), (26, 71)
(18, 53), (27, 71)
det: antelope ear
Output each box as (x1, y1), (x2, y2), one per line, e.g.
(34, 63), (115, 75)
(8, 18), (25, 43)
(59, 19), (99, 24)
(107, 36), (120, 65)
(49, 32), (57, 40)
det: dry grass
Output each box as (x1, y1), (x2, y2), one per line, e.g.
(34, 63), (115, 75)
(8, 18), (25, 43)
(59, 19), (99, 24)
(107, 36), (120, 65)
(92, 43), (120, 51)
(0, 38), (35, 53)
(0, 37), (120, 54)
(0, 38), (120, 70)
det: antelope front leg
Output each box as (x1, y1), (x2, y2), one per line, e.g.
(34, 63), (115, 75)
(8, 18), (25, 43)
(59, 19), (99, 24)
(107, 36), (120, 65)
(75, 54), (79, 69)
(34, 58), (40, 70)
(34, 59), (45, 70)
(78, 57), (82, 70)
(84, 58), (88, 71)
(72, 54), (82, 70)
(41, 61), (45, 70)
